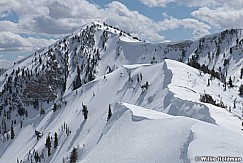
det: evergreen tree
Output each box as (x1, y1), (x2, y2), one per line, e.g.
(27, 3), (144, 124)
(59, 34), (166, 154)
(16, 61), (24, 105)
(82, 103), (88, 120)
(54, 132), (58, 148)
(73, 75), (82, 90)
(228, 76), (233, 87)
(201, 64), (209, 74)
(181, 49), (186, 61)
(45, 135), (52, 156)
(241, 68), (243, 79)
(208, 52), (211, 62)
(224, 80), (227, 91)
(223, 59), (229, 67)
(207, 79), (210, 87)
(73, 65), (82, 90)
(77, 65), (81, 76)
(239, 84), (243, 96)
(35, 130), (42, 140)
(40, 109), (45, 115)
(52, 103), (57, 112)
(233, 98), (237, 109)
(107, 105), (112, 121)
(70, 147), (78, 163)
(62, 80), (67, 93)
(34, 151), (40, 162)
(10, 126), (14, 139)
(39, 57), (42, 64)
(230, 47), (233, 54)
(216, 44), (220, 56)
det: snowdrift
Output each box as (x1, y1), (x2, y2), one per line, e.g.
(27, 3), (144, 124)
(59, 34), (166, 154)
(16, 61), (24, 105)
(83, 102), (243, 163)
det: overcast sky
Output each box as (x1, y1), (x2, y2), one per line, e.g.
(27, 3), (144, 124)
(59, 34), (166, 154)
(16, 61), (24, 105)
(0, 0), (242, 67)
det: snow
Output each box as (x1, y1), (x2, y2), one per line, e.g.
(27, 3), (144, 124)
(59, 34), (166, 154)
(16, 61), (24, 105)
(166, 59), (243, 135)
(189, 121), (243, 162)
(122, 64), (151, 69)
(82, 103), (243, 163)
(2, 59), (242, 163)
(120, 35), (140, 43)
(122, 102), (171, 119)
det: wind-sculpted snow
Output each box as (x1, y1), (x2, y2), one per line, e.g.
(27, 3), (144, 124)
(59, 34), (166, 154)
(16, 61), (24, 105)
(83, 102), (194, 163)
(82, 103), (243, 163)
(166, 59), (243, 129)
(166, 97), (216, 124)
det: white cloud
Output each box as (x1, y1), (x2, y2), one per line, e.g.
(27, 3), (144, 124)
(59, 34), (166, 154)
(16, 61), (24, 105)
(140, 0), (243, 33)
(0, 32), (30, 51)
(139, 0), (219, 7)
(26, 37), (56, 49)
(0, 0), (215, 46)
(16, 55), (25, 61)
(159, 17), (211, 38)
(0, 57), (13, 68)
(0, 21), (19, 33)
(6, 0), (103, 35)
(139, 0), (243, 8)
(0, 0), (166, 42)
(192, 6), (243, 29)
(0, 32), (56, 52)
(20, 0), (164, 42)
(0, 0), (19, 15)
(103, 1), (164, 42)
(102, 2), (210, 41)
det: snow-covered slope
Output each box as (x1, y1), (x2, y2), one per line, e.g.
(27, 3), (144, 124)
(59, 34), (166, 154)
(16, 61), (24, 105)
(1, 59), (243, 163)
(0, 22), (243, 163)
(83, 103), (243, 163)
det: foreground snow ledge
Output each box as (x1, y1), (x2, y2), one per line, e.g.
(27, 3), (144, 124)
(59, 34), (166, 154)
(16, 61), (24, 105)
(82, 102), (243, 163)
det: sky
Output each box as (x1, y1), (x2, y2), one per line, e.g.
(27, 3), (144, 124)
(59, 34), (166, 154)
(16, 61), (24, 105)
(0, 0), (242, 68)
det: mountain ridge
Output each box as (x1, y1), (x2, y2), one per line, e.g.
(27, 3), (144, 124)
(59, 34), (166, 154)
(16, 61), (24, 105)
(0, 21), (243, 162)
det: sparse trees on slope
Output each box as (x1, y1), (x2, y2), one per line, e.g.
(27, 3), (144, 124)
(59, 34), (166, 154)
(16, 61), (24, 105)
(200, 93), (216, 105)
(200, 93), (226, 108)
